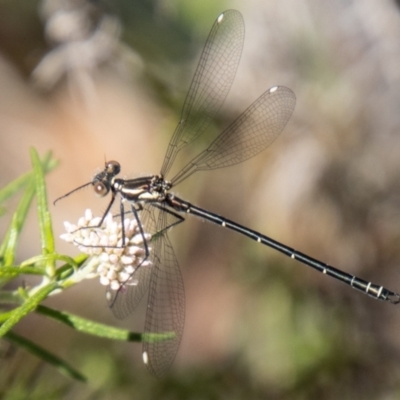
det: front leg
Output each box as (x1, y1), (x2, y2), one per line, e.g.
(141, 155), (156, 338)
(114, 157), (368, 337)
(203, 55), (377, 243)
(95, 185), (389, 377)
(70, 192), (117, 243)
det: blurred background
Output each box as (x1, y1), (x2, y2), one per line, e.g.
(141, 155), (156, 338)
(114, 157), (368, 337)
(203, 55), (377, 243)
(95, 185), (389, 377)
(1, 0), (400, 398)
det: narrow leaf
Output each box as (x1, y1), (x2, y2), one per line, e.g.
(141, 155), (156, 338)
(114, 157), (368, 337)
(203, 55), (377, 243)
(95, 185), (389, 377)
(0, 151), (56, 206)
(0, 180), (36, 266)
(0, 310), (14, 324)
(31, 148), (55, 255)
(21, 254), (79, 269)
(5, 330), (86, 381)
(0, 266), (45, 278)
(36, 305), (142, 341)
(0, 283), (59, 337)
(0, 151), (58, 266)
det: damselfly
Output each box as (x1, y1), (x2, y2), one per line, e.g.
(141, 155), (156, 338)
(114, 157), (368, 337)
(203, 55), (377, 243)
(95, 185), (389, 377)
(56, 10), (400, 377)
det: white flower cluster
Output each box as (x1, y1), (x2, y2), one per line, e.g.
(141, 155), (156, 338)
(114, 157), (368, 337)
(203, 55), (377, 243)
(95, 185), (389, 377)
(60, 209), (152, 291)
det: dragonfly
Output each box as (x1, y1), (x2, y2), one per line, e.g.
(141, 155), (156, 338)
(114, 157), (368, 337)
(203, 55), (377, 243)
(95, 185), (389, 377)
(56, 9), (400, 377)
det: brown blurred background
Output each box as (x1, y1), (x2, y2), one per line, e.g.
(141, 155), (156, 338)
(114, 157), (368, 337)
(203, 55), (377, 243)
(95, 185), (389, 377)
(1, 0), (400, 398)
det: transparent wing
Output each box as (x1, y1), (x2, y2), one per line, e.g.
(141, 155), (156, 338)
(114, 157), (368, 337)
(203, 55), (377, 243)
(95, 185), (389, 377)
(107, 260), (153, 320)
(161, 9), (245, 178)
(142, 214), (185, 378)
(108, 203), (183, 320)
(171, 86), (296, 185)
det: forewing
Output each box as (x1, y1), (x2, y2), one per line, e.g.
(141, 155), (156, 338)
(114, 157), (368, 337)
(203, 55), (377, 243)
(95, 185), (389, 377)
(161, 10), (245, 177)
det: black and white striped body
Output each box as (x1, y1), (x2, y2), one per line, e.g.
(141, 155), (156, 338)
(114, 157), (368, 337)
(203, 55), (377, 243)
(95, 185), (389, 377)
(164, 193), (398, 303)
(106, 169), (399, 305)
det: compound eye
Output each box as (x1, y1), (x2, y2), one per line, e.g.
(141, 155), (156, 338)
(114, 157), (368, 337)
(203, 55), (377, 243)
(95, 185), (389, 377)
(93, 181), (109, 197)
(106, 160), (120, 175)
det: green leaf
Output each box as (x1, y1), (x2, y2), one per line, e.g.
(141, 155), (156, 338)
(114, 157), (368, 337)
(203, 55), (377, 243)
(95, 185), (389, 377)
(0, 282), (59, 337)
(35, 305), (143, 342)
(142, 331), (176, 342)
(5, 330), (86, 382)
(55, 253), (89, 281)
(0, 266), (45, 278)
(36, 305), (176, 343)
(21, 254), (79, 269)
(0, 179), (36, 266)
(0, 151), (56, 207)
(0, 309), (15, 324)
(0, 151), (58, 267)
(31, 148), (56, 278)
